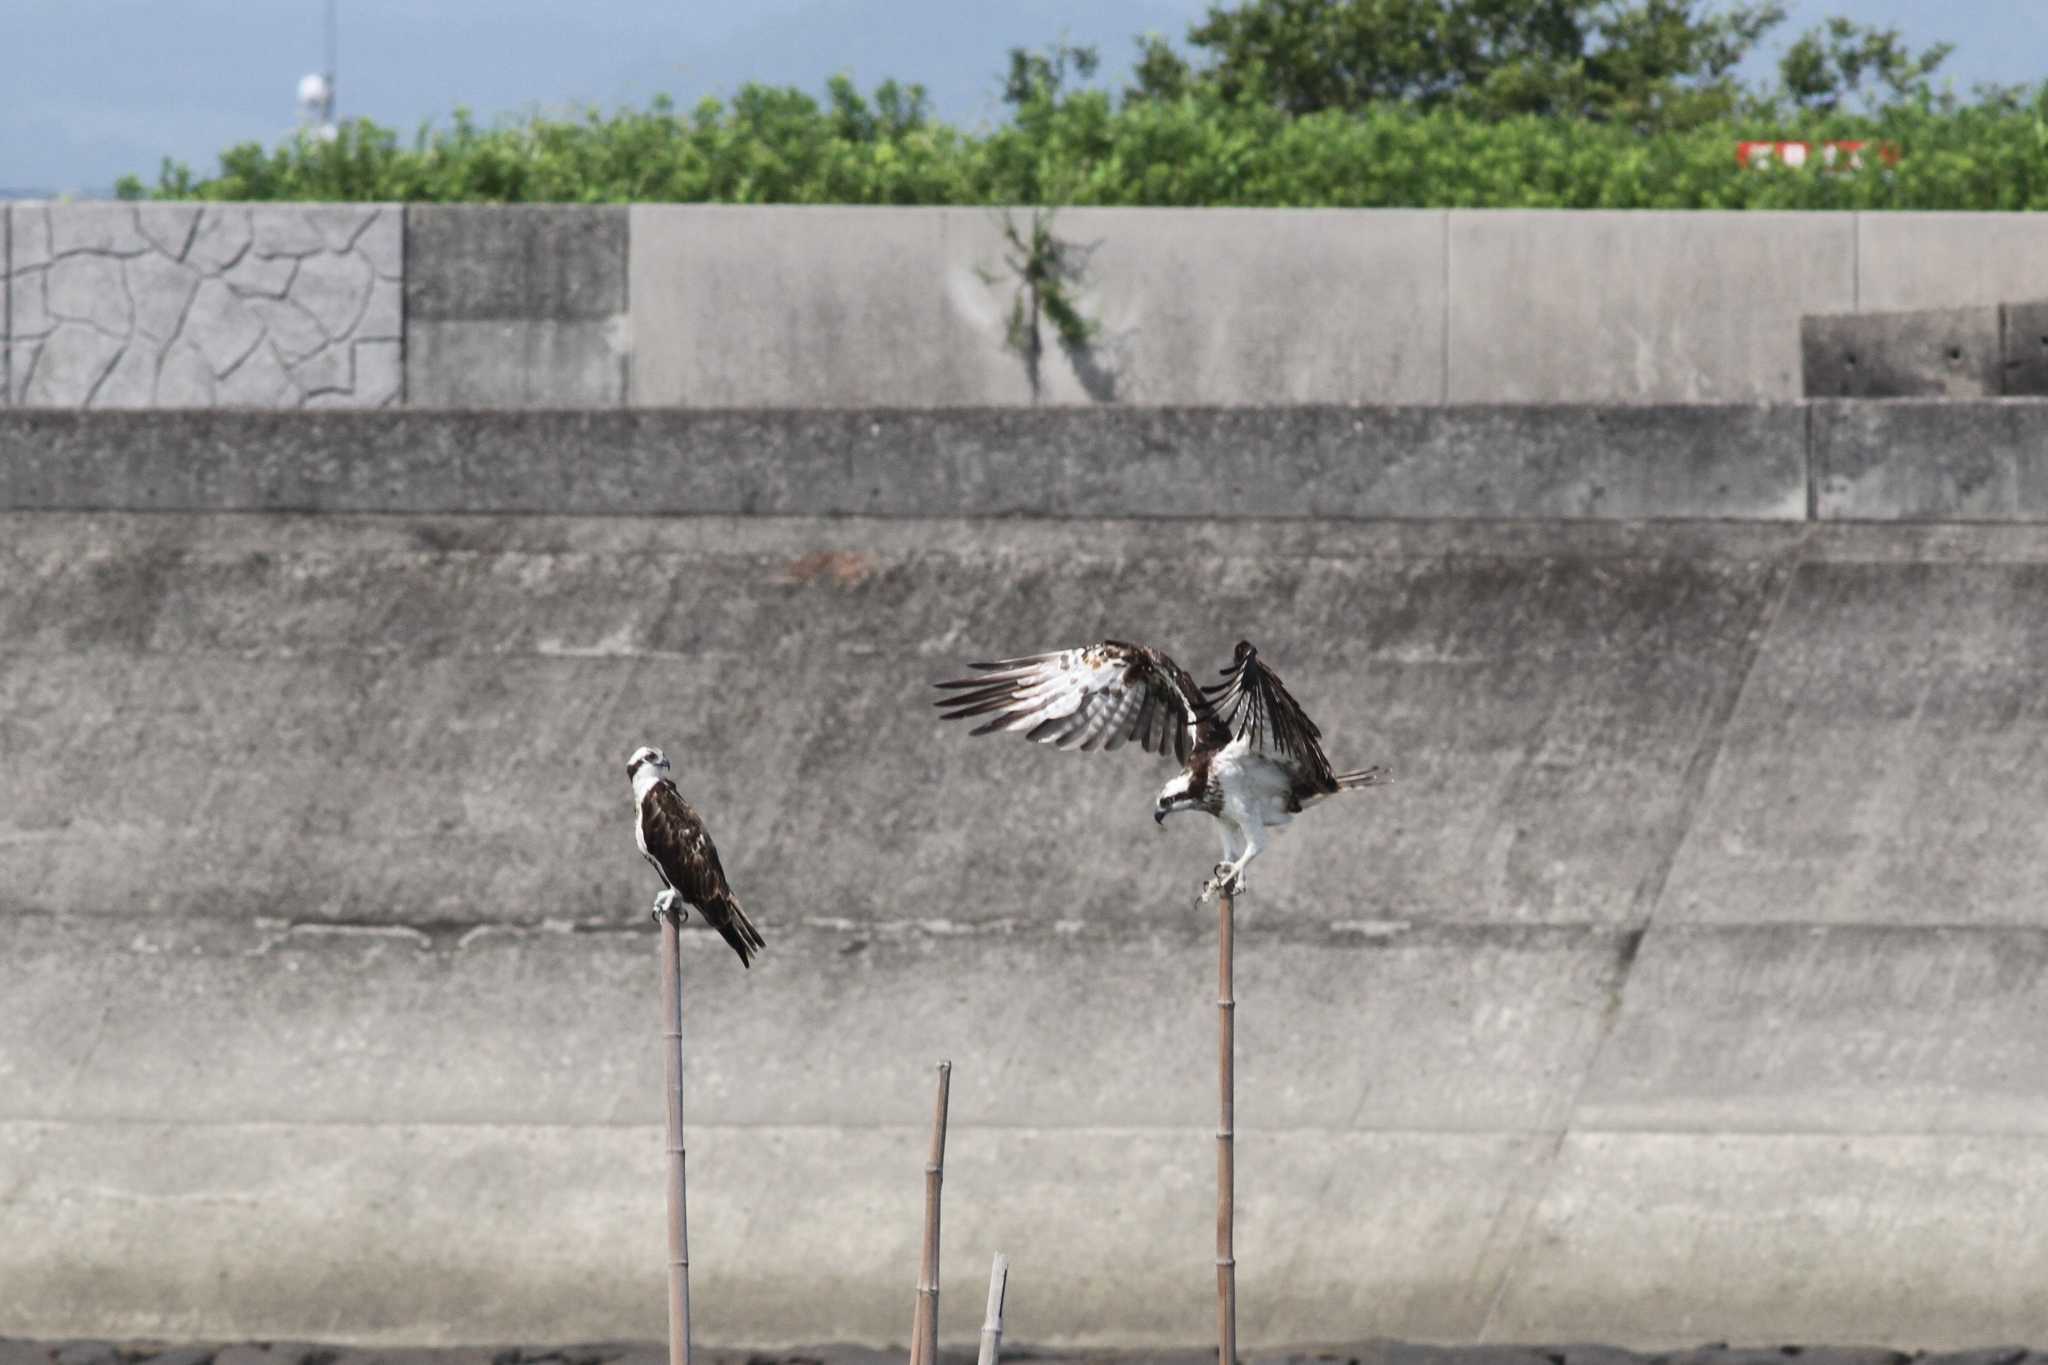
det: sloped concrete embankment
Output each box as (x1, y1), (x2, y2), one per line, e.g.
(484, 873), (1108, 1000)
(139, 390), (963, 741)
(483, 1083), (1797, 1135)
(6, 408), (2048, 1348)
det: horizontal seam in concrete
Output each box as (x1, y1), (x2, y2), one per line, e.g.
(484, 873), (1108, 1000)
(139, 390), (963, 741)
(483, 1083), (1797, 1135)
(14, 1115), (2048, 1140)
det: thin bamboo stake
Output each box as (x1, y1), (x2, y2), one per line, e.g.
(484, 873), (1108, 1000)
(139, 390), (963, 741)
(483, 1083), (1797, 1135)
(911, 1060), (952, 1365)
(1217, 886), (1237, 1365)
(976, 1252), (1009, 1365)
(659, 908), (692, 1365)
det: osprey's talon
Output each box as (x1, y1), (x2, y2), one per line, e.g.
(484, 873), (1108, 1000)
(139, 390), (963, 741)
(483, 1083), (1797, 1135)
(651, 889), (687, 925)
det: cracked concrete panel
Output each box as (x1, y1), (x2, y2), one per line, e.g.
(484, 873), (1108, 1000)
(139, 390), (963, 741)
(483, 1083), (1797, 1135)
(183, 276), (265, 377)
(11, 205), (403, 407)
(247, 296), (328, 362)
(185, 205), (253, 273)
(156, 341), (216, 403)
(249, 205), (330, 257)
(124, 252), (199, 340)
(358, 274), (401, 339)
(292, 250), (373, 337)
(223, 252), (297, 298)
(20, 326), (123, 404)
(287, 340), (354, 395)
(47, 202), (151, 257)
(13, 203), (52, 269)
(94, 341), (161, 407)
(135, 203), (203, 260)
(9, 267), (53, 338)
(352, 338), (401, 405)
(218, 340), (295, 406)
(45, 254), (131, 335)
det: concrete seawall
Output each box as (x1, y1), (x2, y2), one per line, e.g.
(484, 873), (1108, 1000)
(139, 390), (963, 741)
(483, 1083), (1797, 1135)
(14, 203), (2048, 410)
(8, 408), (2048, 1347)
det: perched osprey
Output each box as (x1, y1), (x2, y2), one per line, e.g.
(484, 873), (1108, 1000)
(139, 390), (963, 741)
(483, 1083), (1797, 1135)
(627, 746), (766, 968)
(935, 640), (1389, 902)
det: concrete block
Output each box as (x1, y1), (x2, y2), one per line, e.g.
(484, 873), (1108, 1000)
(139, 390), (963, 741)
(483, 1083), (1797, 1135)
(630, 206), (1444, 407)
(0, 1119), (1553, 1347)
(1658, 551), (2048, 924)
(945, 207), (1446, 404)
(1447, 211), (1856, 402)
(1812, 399), (2048, 522)
(1857, 212), (2048, 312)
(2, 204), (398, 409)
(1801, 306), (2002, 398)
(405, 319), (627, 407)
(1485, 1131), (2048, 1345)
(1580, 924), (2048, 1133)
(0, 405), (1808, 521)
(405, 205), (626, 321)
(630, 205), (981, 407)
(0, 510), (1786, 929)
(0, 910), (1627, 1133)
(2001, 299), (2048, 396)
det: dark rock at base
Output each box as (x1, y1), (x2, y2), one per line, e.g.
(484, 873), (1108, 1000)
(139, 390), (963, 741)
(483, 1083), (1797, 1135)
(140, 1348), (217, 1365)
(53, 1344), (121, 1365)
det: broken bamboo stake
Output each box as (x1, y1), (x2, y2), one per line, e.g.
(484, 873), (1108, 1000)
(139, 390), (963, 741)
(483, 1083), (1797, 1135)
(1217, 886), (1237, 1365)
(659, 908), (693, 1365)
(910, 1060), (952, 1365)
(977, 1252), (1009, 1365)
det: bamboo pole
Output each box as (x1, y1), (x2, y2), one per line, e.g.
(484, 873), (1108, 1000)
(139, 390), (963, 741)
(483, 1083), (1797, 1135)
(977, 1252), (1009, 1365)
(1217, 886), (1237, 1365)
(659, 907), (692, 1365)
(910, 1060), (952, 1365)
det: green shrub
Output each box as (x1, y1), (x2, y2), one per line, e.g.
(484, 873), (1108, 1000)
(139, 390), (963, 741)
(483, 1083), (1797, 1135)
(123, 77), (2048, 211)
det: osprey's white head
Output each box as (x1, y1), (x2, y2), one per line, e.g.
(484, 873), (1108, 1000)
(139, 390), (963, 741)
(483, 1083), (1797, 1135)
(1154, 771), (1201, 827)
(627, 745), (672, 803)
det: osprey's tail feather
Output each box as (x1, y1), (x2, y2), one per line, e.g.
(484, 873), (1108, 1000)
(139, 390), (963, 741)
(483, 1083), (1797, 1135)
(710, 897), (766, 969)
(1333, 765), (1392, 791)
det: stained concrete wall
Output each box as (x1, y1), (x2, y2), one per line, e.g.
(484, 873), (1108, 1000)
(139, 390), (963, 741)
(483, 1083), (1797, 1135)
(8, 407), (2048, 1349)
(405, 205), (628, 407)
(15, 205), (2048, 408)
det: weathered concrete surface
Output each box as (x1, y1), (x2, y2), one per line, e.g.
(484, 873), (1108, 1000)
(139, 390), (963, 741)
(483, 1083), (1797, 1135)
(406, 206), (627, 407)
(0, 912), (1628, 1132)
(12, 509), (2048, 1344)
(0, 405), (1808, 520)
(1446, 211), (1855, 403)
(1801, 307), (2003, 399)
(0, 1119), (1554, 1345)
(3, 203), (400, 408)
(1489, 1133), (2048, 1344)
(1812, 400), (2048, 521)
(1856, 213), (2048, 313)
(2002, 300), (2048, 397)
(0, 515), (1794, 928)
(629, 206), (1448, 407)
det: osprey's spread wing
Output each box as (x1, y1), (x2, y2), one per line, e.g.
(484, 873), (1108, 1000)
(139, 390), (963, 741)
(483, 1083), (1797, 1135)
(934, 640), (1228, 763)
(1203, 640), (1340, 793)
(638, 781), (766, 968)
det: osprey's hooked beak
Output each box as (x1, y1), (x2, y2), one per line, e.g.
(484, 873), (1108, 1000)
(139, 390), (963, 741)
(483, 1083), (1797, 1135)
(1154, 805), (1168, 828)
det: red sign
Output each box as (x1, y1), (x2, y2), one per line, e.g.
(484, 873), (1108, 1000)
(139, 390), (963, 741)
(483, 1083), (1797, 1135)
(1736, 140), (1900, 170)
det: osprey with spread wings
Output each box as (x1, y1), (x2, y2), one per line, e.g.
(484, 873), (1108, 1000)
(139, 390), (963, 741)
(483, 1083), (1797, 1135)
(935, 640), (1388, 901)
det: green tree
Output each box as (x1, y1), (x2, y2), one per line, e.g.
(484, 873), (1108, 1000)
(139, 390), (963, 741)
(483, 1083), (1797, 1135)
(1127, 0), (1787, 131)
(1778, 16), (1953, 115)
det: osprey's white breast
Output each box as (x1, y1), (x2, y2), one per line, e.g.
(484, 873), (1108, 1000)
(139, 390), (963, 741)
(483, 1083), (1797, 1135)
(1213, 737), (1301, 829)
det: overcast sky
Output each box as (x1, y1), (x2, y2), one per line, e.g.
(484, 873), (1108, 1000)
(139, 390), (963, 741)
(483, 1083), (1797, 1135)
(3, 1), (2043, 196)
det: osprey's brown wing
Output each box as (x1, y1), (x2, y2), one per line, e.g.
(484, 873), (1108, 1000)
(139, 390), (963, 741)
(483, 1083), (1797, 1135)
(641, 782), (766, 968)
(1202, 640), (1339, 793)
(934, 639), (1228, 763)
